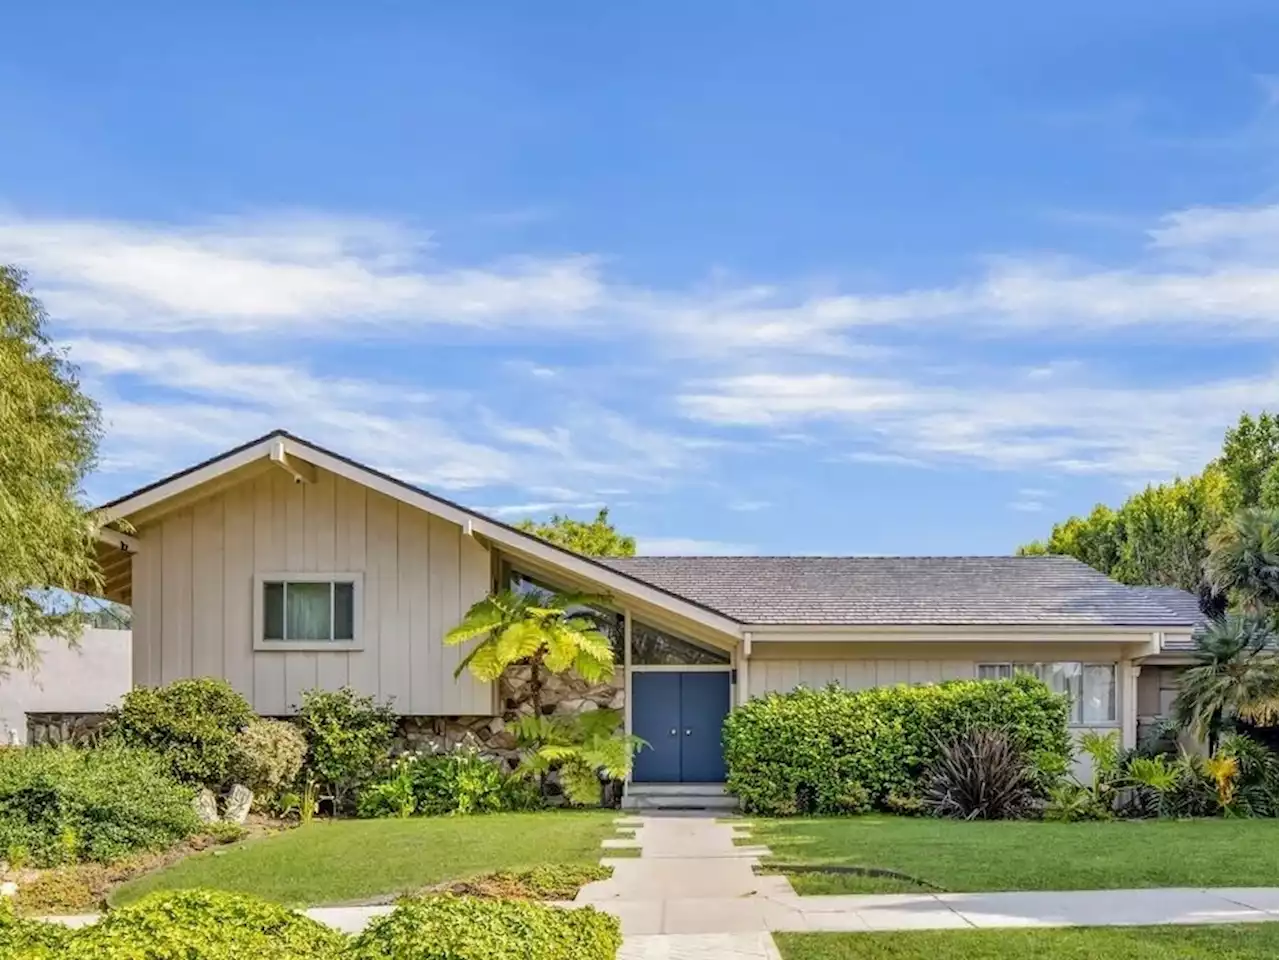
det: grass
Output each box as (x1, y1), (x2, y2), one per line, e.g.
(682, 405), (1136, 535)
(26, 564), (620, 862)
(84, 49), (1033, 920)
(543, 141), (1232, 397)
(111, 811), (618, 907)
(774, 924), (1279, 960)
(751, 816), (1279, 894)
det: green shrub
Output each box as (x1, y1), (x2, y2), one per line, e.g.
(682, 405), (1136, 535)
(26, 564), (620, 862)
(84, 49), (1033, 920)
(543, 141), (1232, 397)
(105, 678), (254, 788)
(348, 894), (622, 960)
(0, 898), (73, 958)
(232, 719), (307, 797)
(723, 674), (1071, 814)
(1217, 733), (1279, 817)
(295, 687), (396, 812)
(358, 747), (529, 818)
(59, 889), (346, 959)
(0, 744), (198, 866)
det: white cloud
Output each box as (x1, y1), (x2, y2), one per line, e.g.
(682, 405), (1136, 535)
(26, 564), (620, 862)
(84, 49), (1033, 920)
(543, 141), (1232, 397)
(634, 537), (757, 556)
(727, 499), (770, 512)
(0, 214), (603, 335)
(1010, 500), (1045, 512)
(66, 338), (709, 500)
(678, 369), (1279, 479)
(10, 198), (1275, 510)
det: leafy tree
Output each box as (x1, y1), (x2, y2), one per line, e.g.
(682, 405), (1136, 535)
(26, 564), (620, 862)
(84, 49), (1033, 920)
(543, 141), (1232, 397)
(515, 508), (635, 557)
(0, 267), (103, 671)
(444, 588), (615, 717)
(1018, 472), (1227, 596)
(1215, 412), (1279, 511)
(1204, 506), (1278, 627)
(1173, 615), (1278, 754)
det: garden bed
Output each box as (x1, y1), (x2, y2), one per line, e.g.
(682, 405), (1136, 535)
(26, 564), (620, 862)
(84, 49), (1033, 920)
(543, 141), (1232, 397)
(751, 816), (1280, 894)
(8, 816), (292, 914)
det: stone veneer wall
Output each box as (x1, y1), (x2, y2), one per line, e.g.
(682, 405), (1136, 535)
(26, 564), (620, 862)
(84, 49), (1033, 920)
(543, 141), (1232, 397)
(26, 712), (110, 746)
(395, 666), (625, 772)
(26, 665), (624, 771)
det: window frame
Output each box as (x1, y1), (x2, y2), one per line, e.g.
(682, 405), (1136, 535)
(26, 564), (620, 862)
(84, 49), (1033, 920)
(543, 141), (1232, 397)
(974, 660), (1118, 726)
(253, 571), (364, 652)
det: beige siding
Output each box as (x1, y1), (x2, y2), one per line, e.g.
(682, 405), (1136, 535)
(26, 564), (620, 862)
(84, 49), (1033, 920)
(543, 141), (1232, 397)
(131, 467), (493, 715)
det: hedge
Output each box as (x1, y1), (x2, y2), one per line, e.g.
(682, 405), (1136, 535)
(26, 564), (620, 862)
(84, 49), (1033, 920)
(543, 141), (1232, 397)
(349, 895), (622, 960)
(723, 674), (1071, 814)
(0, 744), (199, 866)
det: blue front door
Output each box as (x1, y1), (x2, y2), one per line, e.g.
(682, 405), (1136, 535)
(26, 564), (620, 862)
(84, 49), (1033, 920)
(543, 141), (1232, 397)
(631, 671), (730, 783)
(679, 672), (730, 782)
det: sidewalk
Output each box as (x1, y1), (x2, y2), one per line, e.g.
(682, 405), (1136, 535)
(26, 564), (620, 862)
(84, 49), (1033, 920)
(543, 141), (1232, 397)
(38, 813), (1280, 946)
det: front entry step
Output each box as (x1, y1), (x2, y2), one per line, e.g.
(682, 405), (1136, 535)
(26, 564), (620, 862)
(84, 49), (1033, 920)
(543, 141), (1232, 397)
(622, 782), (740, 811)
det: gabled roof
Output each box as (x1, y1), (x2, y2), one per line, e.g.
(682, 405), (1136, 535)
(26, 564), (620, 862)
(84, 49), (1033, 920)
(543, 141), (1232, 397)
(98, 430), (1196, 632)
(97, 430), (743, 635)
(1126, 586), (1208, 650)
(600, 555), (1201, 627)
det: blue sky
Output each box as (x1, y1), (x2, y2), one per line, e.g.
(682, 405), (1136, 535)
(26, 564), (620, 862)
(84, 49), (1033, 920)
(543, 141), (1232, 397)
(1, 2), (1276, 556)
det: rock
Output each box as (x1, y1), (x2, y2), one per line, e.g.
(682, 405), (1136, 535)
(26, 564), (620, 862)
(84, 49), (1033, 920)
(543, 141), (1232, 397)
(193, 787), (219, 823)
(224, 784), (254, 824)
(0, 881), (16, 899)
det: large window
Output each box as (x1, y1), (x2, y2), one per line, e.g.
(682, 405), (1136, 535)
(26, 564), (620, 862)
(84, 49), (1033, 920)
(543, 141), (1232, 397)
(977, 661), (1116, 724)
(631, 620), (731, 665)
(256, 573), (361, 649)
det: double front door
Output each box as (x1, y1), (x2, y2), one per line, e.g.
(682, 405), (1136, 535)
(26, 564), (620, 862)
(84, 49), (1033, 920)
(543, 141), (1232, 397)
(631, 671), (730, 783)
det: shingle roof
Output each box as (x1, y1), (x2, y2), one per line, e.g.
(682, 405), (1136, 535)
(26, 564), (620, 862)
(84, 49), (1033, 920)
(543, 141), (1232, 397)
(599, 555), (1201, 626)
(1125, 587), (1208, 650)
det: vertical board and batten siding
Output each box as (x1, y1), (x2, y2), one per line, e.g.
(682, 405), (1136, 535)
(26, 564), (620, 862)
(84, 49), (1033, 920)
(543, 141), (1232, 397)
(130, 468), (493, 716)
(749, 658), (975, 697)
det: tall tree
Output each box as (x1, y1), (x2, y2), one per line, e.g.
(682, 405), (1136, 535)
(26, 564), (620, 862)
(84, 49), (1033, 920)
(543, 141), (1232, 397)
(516, 507), (636, 557)
(1215, 413), (1279, 512)
(0, 267), (103, 671)
(1018, 471), (1227, 595)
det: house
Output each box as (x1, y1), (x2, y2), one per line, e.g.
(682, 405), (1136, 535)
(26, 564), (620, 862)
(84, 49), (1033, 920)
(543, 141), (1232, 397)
(85, 430), (1200, 804)
(2, 629), (131, 744)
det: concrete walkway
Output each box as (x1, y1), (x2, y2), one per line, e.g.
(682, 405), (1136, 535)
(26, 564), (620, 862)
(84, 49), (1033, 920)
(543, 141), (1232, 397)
(37, 813), (1280, 957)
(578, 813), (1278, 940)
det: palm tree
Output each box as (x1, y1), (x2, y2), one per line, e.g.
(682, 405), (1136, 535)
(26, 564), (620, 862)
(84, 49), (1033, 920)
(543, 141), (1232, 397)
(1174, 615), (1278, 754)
(444, 588), (615, 716)
(1205, 506), (1278, 626)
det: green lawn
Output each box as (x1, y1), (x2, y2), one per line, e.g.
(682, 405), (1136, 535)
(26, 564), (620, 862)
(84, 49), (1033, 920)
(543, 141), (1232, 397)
(775, 925), (1279, 960)
(112, 811), (618, 907)
(751, 816), (1279, 894)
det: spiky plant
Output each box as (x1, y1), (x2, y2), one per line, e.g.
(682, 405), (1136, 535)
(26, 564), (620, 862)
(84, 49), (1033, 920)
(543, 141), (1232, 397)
(922, 728), (1036, 821)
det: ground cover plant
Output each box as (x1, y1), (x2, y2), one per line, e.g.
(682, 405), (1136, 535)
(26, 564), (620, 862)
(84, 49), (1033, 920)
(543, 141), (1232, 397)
(348, 893), (621, 960)
(0, 743), (198, 867)
(751, 815), (1279, 894)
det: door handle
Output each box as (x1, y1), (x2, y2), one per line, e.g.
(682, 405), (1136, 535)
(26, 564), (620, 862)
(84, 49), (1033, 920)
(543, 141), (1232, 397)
(685, 729), (693, 736)
(669, 728), (677, 736)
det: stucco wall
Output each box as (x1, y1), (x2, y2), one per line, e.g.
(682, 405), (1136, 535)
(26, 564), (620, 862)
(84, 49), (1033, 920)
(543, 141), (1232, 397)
(0, 630), (132, 743)
(130, 467), (493, 715)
